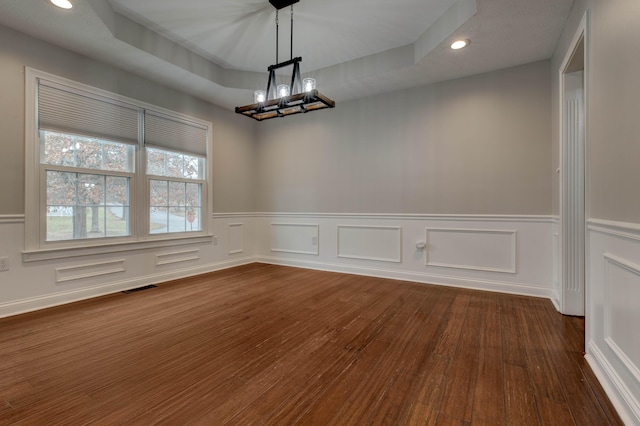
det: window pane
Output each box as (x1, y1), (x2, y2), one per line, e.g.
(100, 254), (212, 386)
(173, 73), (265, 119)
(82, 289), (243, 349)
(46, 206), (74, 241)
(78, 174), (105, 206)
(165, 151), (184, 179)
(85, 206), (106, 238)
(184, 154), (203, 179)
(186, 207), (201, 231)
(150, 180), (168, 207)
(46, 171), (76, 206)
(168, 206), (186, 233)
(106, 176), (129, 206)
(41, 132), (75, 166)
(107, 206), (129, 237)
(74, 137), (103, 170)
(150, 207), (168, 234)
(168, 181), (186, 207)
(103, 142), (131, 173)
(186, 183), (200, 209)
(147, 148), (166, 176)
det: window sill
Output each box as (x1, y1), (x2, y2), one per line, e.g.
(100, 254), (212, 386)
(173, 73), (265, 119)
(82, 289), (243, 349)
(22, 234), (213, 263)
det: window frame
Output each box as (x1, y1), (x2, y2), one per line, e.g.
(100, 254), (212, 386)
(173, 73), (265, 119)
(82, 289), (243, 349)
(24, 68), (213, 260)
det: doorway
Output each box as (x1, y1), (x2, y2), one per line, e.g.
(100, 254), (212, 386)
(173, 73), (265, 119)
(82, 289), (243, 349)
(559, 15), (587, 316)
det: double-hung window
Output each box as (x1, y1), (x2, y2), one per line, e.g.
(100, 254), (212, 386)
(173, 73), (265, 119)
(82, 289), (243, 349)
(25, 68), (211, 256)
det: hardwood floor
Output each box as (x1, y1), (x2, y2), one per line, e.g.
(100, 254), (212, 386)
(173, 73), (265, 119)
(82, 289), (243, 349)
(0, 263), (622, 425)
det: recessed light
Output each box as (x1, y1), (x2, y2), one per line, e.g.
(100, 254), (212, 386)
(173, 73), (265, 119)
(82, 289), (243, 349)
(451, 39), (470, 50)
(50, 0), (73, 9)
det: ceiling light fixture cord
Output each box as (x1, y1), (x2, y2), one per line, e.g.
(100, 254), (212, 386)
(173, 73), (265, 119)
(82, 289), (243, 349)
(275, 10), (279, 64)
(290, 6), (294, 61)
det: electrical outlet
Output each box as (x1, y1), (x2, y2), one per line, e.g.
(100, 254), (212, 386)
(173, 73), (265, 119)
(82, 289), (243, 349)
(213, 236), (218, 246)
(311, 236), (318, 246)
(0, 257), (9, 272)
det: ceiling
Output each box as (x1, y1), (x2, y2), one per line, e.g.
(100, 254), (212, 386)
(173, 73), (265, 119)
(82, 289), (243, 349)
(0, 0), (574, 111)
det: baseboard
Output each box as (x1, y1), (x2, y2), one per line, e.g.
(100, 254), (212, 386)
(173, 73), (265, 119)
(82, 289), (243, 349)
(586, 341), (640, 425)
(256, 256), (551, 298)
(0, 257), (255, 319)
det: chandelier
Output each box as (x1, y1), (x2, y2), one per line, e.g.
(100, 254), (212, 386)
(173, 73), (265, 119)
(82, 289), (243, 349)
(235, 0), (335, 121)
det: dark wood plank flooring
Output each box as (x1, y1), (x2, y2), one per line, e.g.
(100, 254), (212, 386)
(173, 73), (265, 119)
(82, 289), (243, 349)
(0, 263), (622, 425)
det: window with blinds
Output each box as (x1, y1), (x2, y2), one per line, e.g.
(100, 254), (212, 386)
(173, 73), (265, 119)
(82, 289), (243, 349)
(28, 70), (210, 249)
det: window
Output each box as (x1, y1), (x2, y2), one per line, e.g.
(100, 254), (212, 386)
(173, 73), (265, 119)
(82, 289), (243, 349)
(42, 132), (134, 241)
(25, 68), (211, 254)
(147, 147), (204, 234)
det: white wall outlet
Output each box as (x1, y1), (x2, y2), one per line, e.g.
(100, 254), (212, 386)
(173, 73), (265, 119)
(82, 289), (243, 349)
(0, 257), (9, 272)
(213, 236), (218, 246)
(311, 236), (318, 246)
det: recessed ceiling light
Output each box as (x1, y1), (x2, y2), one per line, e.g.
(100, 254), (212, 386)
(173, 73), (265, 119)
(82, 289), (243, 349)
(451, 39), (470, 50)
(50, 0), (73, 9)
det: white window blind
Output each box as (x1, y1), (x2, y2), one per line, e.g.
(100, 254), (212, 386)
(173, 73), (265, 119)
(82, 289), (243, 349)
(38, 79), (139, 145)
(144, 111), (208, 156)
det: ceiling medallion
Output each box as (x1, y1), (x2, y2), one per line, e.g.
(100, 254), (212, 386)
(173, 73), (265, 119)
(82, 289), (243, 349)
(235, 0), (335, 121)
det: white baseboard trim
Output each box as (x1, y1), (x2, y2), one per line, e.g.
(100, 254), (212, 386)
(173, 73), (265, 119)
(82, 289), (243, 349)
(256, 256), (551, 298)
(550, 289), (561, 311)
(586, 341), (640, 425)
(0, 257), (255, 319)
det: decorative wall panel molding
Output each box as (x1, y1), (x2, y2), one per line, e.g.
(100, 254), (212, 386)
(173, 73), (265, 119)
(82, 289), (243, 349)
(270, 223), (319, 255)
(156, 249), (200, 266)
(228, 223), (244, 254)
(589, 219), (640, 242)
(426, 228), (517, 273)
(0, 215), (25, 224)
(214, 212), (552, 223)
(603, 253), (640, 383)
(55, 259), (126, 283)
(337, 225), (402, 263)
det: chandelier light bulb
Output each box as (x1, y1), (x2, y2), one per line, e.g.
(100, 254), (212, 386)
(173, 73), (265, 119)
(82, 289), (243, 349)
(254, 90), (266, 103)
(277, 84), (290, 98)
(303, 78), (316, 93)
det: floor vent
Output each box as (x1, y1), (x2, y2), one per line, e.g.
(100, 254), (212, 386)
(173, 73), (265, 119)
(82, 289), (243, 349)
(122, 285), (157, 294)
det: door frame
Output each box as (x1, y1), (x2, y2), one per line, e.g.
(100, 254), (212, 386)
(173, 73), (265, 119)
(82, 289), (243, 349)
(558, 11), (589, 317)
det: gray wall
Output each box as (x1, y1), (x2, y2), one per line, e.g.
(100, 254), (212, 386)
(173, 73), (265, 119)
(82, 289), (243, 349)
(255, 60), (552, 214)
(0, 24), (256, 214)
(552, 0), (640, 223)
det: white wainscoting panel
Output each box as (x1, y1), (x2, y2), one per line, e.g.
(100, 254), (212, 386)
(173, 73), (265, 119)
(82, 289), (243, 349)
(156, 249), (200, 266)
(426, 228), (517, 273)
(55, 259), (126, 283)
(587, 219), (640, 424)
(337, 225), (402, 263)
(270, 223), (319, 255)
(228, 223), (244, 254)
(604, 254), (640, 383)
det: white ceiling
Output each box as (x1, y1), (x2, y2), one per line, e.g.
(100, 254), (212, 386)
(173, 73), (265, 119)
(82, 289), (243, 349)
(0, 0), (574, 111)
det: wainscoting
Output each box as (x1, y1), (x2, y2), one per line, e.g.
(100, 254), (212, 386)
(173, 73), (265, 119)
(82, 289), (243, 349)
(586, 219), (640, 424)
(247, 213), (553, 298)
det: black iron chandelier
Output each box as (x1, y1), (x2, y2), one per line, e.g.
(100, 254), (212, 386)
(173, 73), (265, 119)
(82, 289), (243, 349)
(235, 0), (335, 121)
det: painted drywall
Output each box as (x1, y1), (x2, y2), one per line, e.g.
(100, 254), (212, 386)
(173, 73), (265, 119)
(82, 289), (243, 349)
(0, 24), (256, 215)
(555, 0), (640, 223)
(255, 60), (552, 215)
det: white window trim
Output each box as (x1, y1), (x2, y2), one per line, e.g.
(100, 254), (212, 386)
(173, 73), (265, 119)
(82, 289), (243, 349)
(24, 67), (213, 260)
